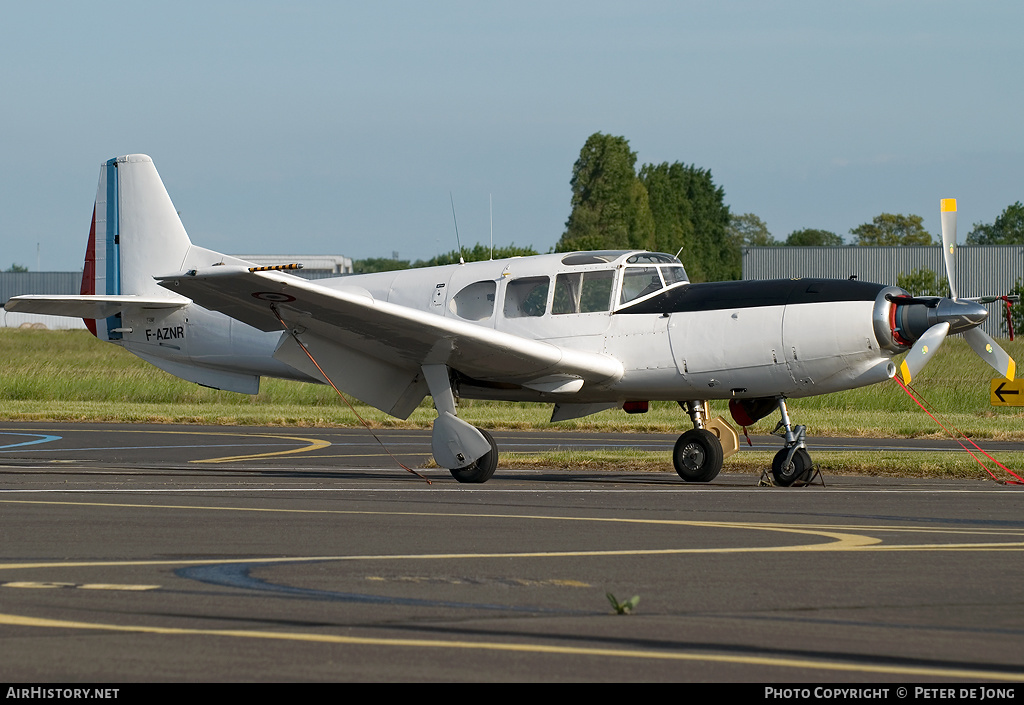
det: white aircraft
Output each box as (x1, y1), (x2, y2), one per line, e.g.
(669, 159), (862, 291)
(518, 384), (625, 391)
(6, 155), (1016, 485)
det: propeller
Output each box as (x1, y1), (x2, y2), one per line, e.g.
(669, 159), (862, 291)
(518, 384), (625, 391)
(896, 198), (1016, 384)
(898, 321), (949, 384)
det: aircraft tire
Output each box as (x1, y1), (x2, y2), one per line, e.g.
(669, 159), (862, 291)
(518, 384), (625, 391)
(449, 428), (498, 483)
(771, 447), (813, 487)
(673, 429), (723, 482)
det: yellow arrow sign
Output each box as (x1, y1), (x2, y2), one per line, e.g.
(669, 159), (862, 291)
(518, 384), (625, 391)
(991, 378), (1024, 406)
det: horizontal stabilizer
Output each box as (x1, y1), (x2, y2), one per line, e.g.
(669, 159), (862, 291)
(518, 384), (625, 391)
(4, 294), (188, 319)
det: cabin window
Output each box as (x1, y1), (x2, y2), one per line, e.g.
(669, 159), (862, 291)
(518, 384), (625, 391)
(552, 270), (614, 314)
(620, 267), (664, 305)
(626, 252), (679, 265)
(503, 276), (549, 318)
(449, 280), (496, 320)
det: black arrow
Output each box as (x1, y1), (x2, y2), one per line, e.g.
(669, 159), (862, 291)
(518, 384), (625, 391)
(995, 381), (1020, 404)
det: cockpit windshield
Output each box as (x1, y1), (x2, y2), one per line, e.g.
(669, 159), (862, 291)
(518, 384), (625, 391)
(619, 255), (688, 306)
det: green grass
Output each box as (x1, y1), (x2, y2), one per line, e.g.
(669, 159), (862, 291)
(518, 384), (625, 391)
(1, 329), (1022, 441)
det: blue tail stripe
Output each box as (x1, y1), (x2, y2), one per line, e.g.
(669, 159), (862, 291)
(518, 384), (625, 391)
(103, 158), (122, 339)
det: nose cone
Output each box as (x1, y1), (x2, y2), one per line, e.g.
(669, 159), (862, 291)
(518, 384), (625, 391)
(935, 298), (988, 335)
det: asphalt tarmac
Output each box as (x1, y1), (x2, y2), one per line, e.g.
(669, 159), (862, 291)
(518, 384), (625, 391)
(1, 422), (1023, 683)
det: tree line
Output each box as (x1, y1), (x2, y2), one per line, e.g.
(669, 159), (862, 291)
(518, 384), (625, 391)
(552, 133), (950, 282)
(354, 244), (538, 274)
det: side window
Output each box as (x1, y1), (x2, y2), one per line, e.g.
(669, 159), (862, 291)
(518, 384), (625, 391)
(449, 280), (496, 321)
(552, 273), (582, 314)
(579, 270), (614, 312)
(620, 267), (663, 304)
(555, 270), (614, 314)
(503, 276), (549, 318)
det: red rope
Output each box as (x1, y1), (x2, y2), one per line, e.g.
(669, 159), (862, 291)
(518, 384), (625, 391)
(271, 306), (431, 484)
(893, 375), (1023, 484)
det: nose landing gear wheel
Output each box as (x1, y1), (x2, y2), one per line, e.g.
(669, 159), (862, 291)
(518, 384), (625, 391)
(673, 429), (724, 482)
(771, 447), (813, 487)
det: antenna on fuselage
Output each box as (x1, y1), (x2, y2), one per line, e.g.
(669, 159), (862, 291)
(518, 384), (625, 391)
(489, 193), (493, 260)
(449, 192), (465, 264)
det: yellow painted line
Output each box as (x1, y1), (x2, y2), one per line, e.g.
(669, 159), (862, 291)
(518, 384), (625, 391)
(3, 502), (1023, 577)
(3, 582), (76, 589)
(0, 612), (1020, 681)
(191, 434), (331, 464)
(313, 453), (424, 459)
(2, 582), (159, 590)
(0, 498), (878, 548)
(79, 583), (160, 590)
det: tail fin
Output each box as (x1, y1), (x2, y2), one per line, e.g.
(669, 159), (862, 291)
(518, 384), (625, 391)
(80, 155), (194, 338)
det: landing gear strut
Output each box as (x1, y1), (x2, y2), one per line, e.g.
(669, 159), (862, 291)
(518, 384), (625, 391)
(673, 401), (724, 482)
(769, 398), (816, 487)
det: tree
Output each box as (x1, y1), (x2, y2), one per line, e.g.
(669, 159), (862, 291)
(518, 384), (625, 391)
(5, 263), (28, 272)
(728, 213), (776, 246)
(966, 201), (1024, 245)
(850, 213), (933, 246)
(413, 243), (538, 268)
(784, 228), (843, 246)
(639, 161), (736, 282)
(557, 133), (654, 252)
(638, 161), (692, 256)
(680, 165), (737, 281)
(896, 268), (945, 297)
(557, 133), (736, 282)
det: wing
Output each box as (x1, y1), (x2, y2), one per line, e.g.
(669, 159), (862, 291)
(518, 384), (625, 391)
(157, 266), (623, 414)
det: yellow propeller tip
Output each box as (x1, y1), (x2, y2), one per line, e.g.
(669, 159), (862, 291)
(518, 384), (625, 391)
(899, 361), (912, 385)
(941, 198), (957, 212)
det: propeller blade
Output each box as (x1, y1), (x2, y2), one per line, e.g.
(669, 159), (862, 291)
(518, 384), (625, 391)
(940, 198), (959, 300)
(963, 327), (1016, 381)
(898, 321), (949, 384)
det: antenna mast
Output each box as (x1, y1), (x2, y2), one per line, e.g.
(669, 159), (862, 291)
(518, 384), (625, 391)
(489, 194), (493, 260)
(449, 192), (465, 264)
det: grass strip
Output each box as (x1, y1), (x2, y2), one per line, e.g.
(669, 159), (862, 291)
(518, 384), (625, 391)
(2, 330), (1022, 441)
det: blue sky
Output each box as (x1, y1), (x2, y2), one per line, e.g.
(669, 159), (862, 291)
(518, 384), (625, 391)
(3, 1), (1022, 271)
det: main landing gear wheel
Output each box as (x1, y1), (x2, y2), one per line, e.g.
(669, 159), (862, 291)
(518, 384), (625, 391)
(673, 429), (724, 482)
(449, 428), (498, 484)
(771, 447), (813, 487)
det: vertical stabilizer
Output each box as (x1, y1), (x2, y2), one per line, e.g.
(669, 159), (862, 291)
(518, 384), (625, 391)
(79, 155), (194, 339)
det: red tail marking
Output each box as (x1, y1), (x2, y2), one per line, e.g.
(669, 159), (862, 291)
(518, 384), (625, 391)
(81, 206), (97, 337)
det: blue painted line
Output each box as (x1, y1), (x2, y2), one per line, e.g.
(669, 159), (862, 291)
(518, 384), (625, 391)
(0, 433), (62, 450)
(178, 563), (589, 615)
